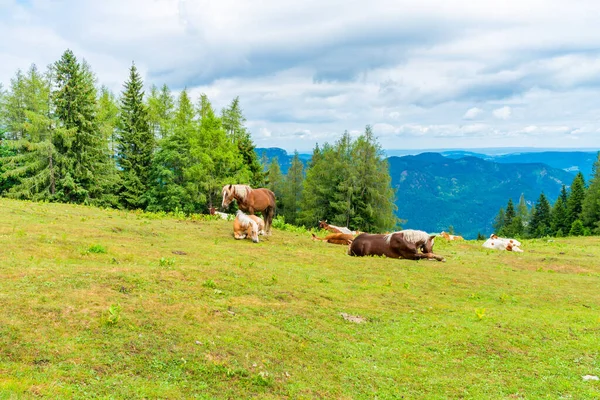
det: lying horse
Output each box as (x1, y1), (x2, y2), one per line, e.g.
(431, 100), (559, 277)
(440, 231), (464, 241)
(318, 220), (358, 235)
(222, 184), (276, 234)
(312, 232), (355, 245)
(233, 210), (261, 243)
(348, 229), (445, 261)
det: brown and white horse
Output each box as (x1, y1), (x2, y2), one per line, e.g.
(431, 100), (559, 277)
(311, 232), (355, 245)
(318, 220), (358, 235)
(348, 229), (445, 261)
(233, 210), (262, 243)
(222, 184), (276, 234)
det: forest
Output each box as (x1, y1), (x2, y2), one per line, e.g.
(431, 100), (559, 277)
(0, 50), (397, 233)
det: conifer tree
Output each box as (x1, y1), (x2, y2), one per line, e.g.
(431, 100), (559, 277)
(569, 219), (585, 236)
(116, 63), (154, 209)
(187, 94), (249, 210)
(551, 194), (568, 237)
(147, 89), (194, 212)
(493, 207), (505, 233)
(529, 192), (551, 237)
(221, 97), (263, 186)
(53, 51), (110, 204)
(350, 125), (396, 232)
(566, 172), (586, 226)
(581, 152), (600, 233)
(266, 157), (284, 212)
(516, 193), (529, 224)
(147, 84), (174, 140)
(281, 152), (304, 224)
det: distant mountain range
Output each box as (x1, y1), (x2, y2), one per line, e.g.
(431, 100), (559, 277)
(255, 147), (598, 238)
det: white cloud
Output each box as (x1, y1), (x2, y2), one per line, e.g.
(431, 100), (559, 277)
(463, 107), (483, 119)
(493, 106), (512, 120)
(2, 0), (600, 151)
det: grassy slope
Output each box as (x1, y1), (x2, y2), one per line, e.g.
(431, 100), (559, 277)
(0, 198), (599, 399)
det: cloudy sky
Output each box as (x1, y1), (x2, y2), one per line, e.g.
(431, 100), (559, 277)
(1, 0), (600, 152)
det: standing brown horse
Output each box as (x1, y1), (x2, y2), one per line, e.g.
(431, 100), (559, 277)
(348, 230), (445, 261)
(222, 184), (276, 234)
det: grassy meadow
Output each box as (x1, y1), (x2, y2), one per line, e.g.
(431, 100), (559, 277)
(0, 198), (599, 399)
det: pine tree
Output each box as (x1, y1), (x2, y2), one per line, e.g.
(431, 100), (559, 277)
(187, 94), (249, 211)
(147, 89), (194, 212)
(516, 194), (529, 225)
(266, 157), (284, 212)
(581, 152), (600, 234)
(500, 198), (517, 236)
(221, 97), (263, 186)
(116, 63), (154, 209)
(52, 51), (110, 204)
(566, 172), (586, 227)
(350, 125), (396, 232)
(493, 207), (505, 234)
(299, 143), (331, 226)
(329, 132), (355, 227)
(529, 193), (552, 237)
(569, 219), (585, 236)
(281, 152), (304, 224)
(147, 84), (174, 140)
(551, 195), (568, 237)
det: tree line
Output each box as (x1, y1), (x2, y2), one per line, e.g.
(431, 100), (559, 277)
(492, 156), (600, 238)
(0, 49), (398, 233)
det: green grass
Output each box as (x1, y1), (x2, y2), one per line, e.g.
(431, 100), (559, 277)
(0, 198), (599, 399)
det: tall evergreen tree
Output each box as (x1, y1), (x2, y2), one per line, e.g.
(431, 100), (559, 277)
(147, 84), (174, 140)
(97, 86), (119, 159)
(493, 207), (505, 233)
(116, 63), (154, 209)
(529, 192), (552, 237)
(221, 97), (263, 186)
(551, 194), (568, 237)
(581, 152), (600, 234)
(147, 89), (194, 212)
(566, 172), (586, 227)
(187, 94), (249, 210)
(266, 157), (284, 212)
(516, 193), (529, 224)
(299, 143), (332, 226)
(52, 51), (110, 204)
(350, 125), (396, 232)
(281, 152), (304, 224)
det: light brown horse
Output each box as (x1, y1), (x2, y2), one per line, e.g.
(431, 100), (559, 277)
(311, 232), (354, 245)
(318, 220), (358, 235)
(233, 210), (260, 243)
(222, 184), (276, 234)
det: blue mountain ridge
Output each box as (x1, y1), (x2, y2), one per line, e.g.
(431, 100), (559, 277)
(255, 147), (597, 238)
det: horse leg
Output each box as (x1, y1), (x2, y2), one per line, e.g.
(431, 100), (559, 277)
(265, 206), (274, 235)
(415, 252), (446, 262)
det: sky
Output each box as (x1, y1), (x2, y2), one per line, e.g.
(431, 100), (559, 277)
(1, 0), (600, 153)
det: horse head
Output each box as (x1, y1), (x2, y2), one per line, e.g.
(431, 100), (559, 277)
(318, 220), (328, 229)
(222, 184), (234, 208)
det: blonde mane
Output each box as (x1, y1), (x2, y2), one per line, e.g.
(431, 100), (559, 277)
(235, 210), (257, 230)
(232, 185), (252, 201)
(385, 229), (431, 245)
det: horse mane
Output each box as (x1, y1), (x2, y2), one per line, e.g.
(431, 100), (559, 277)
(235, 210), (256, 229)
(232, 185), (253, 201)
(385, 229), (431, 244)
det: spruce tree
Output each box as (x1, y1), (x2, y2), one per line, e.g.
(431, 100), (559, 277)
(221, 97), (263, 186)
(569, 219), (585, 236)
(350, 125), (396, 232)
(147, 84), (174, 140)
(516, 193), (529, 223)
(281, 152), (304, 224)
(529, 193), (552, 237)
(493, 207), (505, 234)
(551, 195), (568, 237)
(53, 51), (110, 204)
(147, 89), (194, 212)
(266, 157), (284, 212)
(581, 152), (600, 233)
(566, 172), (586, 226)
(116, 63), (154, 209)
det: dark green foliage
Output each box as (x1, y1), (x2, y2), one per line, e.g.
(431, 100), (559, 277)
(147, 89), (194, 213)
(493, 207), (505, 233)
(116, 63), (154, 209)
(551, 194), (569, 236)
(53, 51), (113, 205)
(566, 172), (586, 226)
(581, 152), (600, 234)
(147, 84), (174, 140)
(221, 97), (263, 186)
(476, 232), (485, 240)
(569, 219), (585, 236)
(529, 193), (552, 237)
